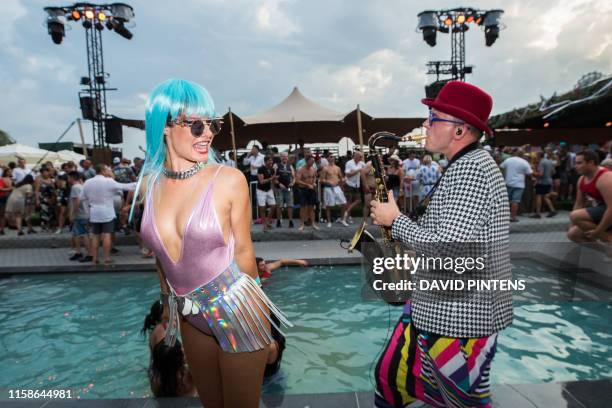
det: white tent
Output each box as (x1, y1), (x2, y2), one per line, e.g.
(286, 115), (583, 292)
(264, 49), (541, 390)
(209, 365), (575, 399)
(242, 87), (348, 124)
(0, 143), (59, 167)
(56, 150), (86, 163)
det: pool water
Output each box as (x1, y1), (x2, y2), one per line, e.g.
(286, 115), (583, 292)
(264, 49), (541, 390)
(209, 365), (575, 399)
(0, 260), (610, 399)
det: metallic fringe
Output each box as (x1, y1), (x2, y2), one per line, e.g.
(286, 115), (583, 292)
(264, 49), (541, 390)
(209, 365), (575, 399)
(164, 265), (292, 353)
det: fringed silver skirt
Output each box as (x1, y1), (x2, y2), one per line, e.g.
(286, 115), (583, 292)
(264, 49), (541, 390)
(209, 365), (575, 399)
(163, 262), (292, 353)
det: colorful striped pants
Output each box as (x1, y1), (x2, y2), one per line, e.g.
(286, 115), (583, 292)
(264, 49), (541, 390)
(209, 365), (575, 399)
(375, 303), (498, 408)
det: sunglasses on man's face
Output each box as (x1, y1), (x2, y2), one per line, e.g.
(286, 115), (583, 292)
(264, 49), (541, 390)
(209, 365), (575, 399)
(427, 109), (465, 127)
(168, 117), (224, 137)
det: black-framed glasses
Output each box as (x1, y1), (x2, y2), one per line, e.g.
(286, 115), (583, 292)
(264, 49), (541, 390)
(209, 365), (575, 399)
(167, 117), (224, 137)
(428, 109), (465, 127)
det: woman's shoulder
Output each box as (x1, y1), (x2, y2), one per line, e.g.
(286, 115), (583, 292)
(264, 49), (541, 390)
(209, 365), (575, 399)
(213, 164), (246, 185)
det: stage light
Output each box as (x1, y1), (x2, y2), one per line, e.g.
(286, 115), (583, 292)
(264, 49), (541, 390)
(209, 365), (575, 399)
(111, 19), (133, 39)
(97, 11), (107, 21)
(483, 9), (503, 46)
(95, 75), (106, 84)
(95, 22), (104, 30)
(457, 14), (466, 24)
(109, 3), (135, 22)
(417, 11), (438, 47)
(80, 77), (91, 86)
(444, 17), (453, 26)
(82, 19), (92, 29)
(106, 19), (113, 30)
(84, 9), (95, 19)
(606, 121), (611, 127)
(71, 10), (81, 21)
(543, 122), (550, 128)
(44, 7), (66, 44)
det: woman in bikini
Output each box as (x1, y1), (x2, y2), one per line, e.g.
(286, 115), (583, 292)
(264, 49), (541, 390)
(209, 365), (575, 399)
(132, 78), (290, 407)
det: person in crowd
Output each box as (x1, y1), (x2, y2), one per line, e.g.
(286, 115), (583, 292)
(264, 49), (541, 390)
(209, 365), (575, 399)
(385, 155), (403, 207)
(132, 157), (144, 177)
(257, 155), (278, 232)
(273, 151), (295, 228)
(601, 158), (612, 171)
(34, 166), (57, 232)
(402, 150), (421, 213)
(55, 174), (70, 234)
(319, 153), (349, 227)
(296, 156), (319, 230)
(67, 171), (91, 261)
(343, 151), (367, 224)
(567, 150), (612, 243)
(81, 159), (96, 180)
(0, 167), (13, 235)
(12, 157), (31, 185)
(113, 157), (136, 234)
(531, 151), (558, 218)
(500, 148), (533, 222)
(416, 154), (441, 201)
(437, 153), (448, 169)
(83, 163), (136, 264)
(5, 174), (34, 236)
(224, 151), (236, 168)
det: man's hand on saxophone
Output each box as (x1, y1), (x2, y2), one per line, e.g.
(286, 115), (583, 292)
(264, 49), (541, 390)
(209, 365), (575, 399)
(370, 190), (401, 227)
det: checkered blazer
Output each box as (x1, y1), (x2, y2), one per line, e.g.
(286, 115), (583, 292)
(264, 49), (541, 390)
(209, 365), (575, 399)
(392, 148), (513, 337)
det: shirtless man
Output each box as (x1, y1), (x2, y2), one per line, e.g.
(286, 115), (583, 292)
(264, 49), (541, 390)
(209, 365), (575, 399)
(362, 160), (376, 224)
(296, 156), (319, 231)
(319, 154), (349, 227)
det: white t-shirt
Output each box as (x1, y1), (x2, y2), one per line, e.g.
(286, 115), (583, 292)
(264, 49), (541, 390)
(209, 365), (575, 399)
(12, 167), (31, 184)
(82, 175), (136, 223)
(243, 153), (265, 176)
(402, 158), (420, 175)
(500, 157), (533, 188)
(345, 159), (365, 188)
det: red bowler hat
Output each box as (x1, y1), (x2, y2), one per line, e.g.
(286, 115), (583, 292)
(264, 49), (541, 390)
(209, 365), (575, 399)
(422, 81), (493, 136)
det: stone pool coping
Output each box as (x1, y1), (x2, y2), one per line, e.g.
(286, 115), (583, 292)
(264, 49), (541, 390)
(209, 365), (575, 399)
(1, 379), (610, 407)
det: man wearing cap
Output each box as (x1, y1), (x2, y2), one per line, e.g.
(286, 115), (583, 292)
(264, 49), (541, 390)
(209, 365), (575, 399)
(370, 81), (511, 408)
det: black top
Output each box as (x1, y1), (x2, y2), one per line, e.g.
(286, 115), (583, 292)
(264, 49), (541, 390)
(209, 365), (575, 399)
(257, 166), (274, 191)
(276, 163), (293, 188)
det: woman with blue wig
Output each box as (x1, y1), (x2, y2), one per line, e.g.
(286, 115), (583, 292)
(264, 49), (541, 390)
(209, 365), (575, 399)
(133, 79), (291, 407)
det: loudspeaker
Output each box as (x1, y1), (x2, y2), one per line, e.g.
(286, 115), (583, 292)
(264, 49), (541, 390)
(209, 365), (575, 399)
(92, 148), (112, 166)
(79, 96), (100, 120)
(424, 80), (450, 99)
(105, 119), (123, 144)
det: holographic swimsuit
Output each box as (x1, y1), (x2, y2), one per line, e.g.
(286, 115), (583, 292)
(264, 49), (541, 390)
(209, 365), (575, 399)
(140, 165), (290, 353)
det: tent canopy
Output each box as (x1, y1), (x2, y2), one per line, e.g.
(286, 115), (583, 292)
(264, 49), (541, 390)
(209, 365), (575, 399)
(243, 87), (347, 125)
(0, 143), (59, 166)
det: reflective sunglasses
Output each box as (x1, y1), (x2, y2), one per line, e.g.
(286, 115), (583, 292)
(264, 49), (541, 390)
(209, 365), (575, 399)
(167, 117), (224, 136)
(428, 109), (465, 126)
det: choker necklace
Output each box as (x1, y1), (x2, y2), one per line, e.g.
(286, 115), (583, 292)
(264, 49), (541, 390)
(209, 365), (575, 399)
(162, 161), (207, 180)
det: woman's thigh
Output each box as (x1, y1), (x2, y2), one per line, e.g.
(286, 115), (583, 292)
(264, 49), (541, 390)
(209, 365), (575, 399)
(219, 345), (269, 408)
(180, 320), (223, 408)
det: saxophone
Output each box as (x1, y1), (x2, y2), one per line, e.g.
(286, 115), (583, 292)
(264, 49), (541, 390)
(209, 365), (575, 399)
(344, 131), (426, 305)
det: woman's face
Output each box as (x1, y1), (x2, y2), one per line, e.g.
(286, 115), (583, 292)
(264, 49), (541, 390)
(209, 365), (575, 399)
(165, 114), (216, 164)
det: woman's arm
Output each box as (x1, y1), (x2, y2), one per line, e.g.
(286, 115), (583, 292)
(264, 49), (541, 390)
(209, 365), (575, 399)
(228, 168), (259, 280)
(267, 259), (308, 271)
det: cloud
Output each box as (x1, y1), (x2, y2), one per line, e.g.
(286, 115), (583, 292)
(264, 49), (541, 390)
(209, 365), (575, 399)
(255, 0), (300, 39)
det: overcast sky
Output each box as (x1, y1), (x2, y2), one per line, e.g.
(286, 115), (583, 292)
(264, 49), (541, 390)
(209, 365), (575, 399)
(1, 0), (610, 158)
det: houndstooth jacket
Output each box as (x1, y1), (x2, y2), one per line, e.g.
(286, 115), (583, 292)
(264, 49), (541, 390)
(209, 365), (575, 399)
(391, 147), (513, 338)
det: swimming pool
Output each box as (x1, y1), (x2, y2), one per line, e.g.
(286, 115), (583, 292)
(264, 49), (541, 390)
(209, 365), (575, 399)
(0, 260), (610, 399)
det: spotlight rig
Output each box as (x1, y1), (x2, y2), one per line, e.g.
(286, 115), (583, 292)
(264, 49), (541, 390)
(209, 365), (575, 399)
(417, 8), (504, 97)
(43, 3), (135, 152)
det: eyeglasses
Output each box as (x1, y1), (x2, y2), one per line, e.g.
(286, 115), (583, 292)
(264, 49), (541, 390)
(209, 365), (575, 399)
(428, 109), (465, 127)
(167, 117), (223, 137)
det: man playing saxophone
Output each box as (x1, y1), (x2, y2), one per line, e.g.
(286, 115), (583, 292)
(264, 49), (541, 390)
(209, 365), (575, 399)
(369, 81), (512, 408)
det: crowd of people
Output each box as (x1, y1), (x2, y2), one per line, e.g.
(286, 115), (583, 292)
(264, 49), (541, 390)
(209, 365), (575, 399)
(1, 140), (610, 256)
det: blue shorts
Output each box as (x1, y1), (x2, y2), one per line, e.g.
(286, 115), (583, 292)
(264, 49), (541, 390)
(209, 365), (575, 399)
(71, 219), (89, 236)
(507, 186), (525, 203)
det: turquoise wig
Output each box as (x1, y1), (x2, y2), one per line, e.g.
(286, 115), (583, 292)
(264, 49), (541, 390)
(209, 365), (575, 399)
(129, 78), (220, 222)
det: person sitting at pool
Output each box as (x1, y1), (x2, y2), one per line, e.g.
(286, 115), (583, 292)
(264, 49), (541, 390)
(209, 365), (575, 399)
(255, 256), (309, 281)
(142, 300), (198, 398)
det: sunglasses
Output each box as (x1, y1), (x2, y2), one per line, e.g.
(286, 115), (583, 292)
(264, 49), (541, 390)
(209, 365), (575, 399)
(167, 117), (224, 137)
(428, 109), (465, 127)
